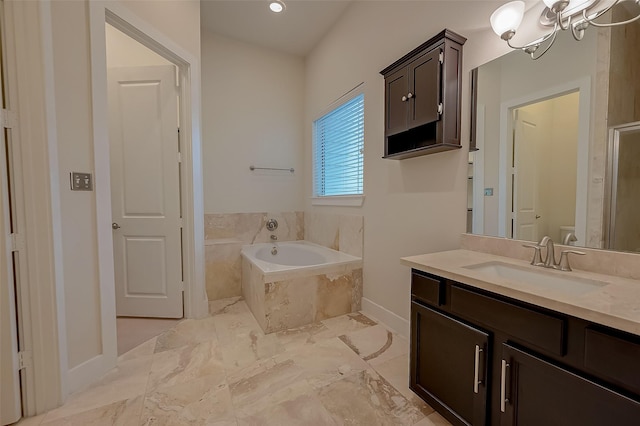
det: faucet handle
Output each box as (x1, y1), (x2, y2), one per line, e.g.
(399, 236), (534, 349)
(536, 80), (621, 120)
(557, 250), (586, 272)
(523, 244), (544, 266)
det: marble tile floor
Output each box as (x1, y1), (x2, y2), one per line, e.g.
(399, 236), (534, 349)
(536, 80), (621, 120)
(116, 317), (182, 356)
(17, 296), (451, 426)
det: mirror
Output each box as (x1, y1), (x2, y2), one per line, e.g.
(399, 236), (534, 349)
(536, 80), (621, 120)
(469, 5), (640, 252)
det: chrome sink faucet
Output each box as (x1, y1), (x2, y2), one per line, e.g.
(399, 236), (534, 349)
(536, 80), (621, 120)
(539, 236), (556, 268)
(524, 236), (585, 271)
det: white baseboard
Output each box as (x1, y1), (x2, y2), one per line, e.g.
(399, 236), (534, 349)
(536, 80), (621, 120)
(66, 352), (116, 395)
(361, 297), (410, 339)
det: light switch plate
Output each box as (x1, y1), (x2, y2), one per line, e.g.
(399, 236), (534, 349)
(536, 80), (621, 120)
(484, 188), (494, 196)
(70, 172), (93, 191)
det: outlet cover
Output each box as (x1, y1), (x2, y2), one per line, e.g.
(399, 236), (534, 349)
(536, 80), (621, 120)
(70, 172), (93, 191)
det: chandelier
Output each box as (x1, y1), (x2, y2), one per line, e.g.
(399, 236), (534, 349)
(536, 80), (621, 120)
(490, 0), (640, 59)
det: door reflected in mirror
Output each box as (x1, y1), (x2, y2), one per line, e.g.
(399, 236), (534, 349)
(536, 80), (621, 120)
(469, 16), (640, 253)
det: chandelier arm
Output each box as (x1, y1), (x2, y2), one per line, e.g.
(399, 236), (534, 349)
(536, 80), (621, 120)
(505, 22), (559, 50)
(571, 23), (584, 40)
(529, 28), (558, 60)
(557, 11), (571, 30)
(585, 10), (640, 27)
(582, 0), (621, 22)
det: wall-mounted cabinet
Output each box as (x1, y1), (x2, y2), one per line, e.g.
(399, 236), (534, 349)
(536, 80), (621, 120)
(380, 29), (466, 160)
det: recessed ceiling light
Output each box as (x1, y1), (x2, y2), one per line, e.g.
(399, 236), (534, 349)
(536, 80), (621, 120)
(269, 0), (285, 13)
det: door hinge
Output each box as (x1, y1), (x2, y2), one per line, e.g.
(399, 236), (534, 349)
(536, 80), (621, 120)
(18, 351), (32, 371)
(179, 281), (185, 292)
(177, 152), (182, 163)
(437, 103), (443, 115)
(439, 51), (444, 64)
(178, 218), (183, 228)
(1, 108), (18, 129)
(10, 233), (25, 252)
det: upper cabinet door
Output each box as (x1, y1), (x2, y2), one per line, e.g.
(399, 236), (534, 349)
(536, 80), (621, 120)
(385, 67), (409, 137)
(409, 48), (441, 129)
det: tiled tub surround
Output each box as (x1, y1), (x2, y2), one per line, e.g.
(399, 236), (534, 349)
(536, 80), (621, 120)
(204, 212), (364, 301)
(242, 242), (363, 334)
(403, 234), (640, 335)
(204, 212), (304, 300)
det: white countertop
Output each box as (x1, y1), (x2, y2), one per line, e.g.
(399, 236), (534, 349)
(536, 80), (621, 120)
(401, 249), (640, 336)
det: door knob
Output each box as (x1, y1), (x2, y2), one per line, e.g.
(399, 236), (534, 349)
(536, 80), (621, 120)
(407, 92), (413, 99)
(401, 95), (407, 102)
(112, 222), (121, 229)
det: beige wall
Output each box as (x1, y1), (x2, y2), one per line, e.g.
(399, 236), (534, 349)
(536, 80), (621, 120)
(106, 24), (172, 67)
(49, 0), (200, 371)
(303, 1), (516, 323)
(201, 31), (305, 214)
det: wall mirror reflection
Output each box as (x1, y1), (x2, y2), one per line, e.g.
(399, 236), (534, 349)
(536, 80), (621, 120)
(469, 4), (640, 253)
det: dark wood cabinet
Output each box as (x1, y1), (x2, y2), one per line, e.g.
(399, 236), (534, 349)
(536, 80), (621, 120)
(411, 302), (489, 426)
(380, 29), (466, 159)
(410, 269), (640, 425)
(500, 344), (640, 426)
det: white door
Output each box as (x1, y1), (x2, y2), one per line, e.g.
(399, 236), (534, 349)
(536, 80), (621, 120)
(108, 65), (183, 318)
(513, 109), (541, 242)
(1, 112), (21, 425)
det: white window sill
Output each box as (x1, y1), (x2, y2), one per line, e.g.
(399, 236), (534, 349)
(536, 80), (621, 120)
(311, 195), (365, 207)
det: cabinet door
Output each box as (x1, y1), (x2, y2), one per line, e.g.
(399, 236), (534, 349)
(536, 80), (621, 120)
(408, 47), (441, 129)
(411, 302), (489, 426)
(385, 67), (409, 136)
(500, 343), (640, 426)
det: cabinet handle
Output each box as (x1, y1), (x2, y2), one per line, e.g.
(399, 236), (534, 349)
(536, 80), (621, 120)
(401, 95), (407, 102)
(500, 359), (510, 413)
(473, 345), (483, 393)
(407, 92), (414, 99)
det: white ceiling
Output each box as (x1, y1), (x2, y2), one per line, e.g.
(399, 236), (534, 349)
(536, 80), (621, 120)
(200, 0), (352, 57)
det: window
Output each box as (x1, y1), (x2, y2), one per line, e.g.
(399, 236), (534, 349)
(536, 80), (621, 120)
(313, 93), (364, 198)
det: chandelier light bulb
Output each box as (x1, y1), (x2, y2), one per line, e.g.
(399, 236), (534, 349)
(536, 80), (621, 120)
(490, 1), (526, 38)
(269, 1), (285, 13)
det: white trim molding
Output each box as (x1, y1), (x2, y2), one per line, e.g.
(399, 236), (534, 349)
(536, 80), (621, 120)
(361, 297), (410, 339)
(3, 0), (67, 413)
(311, 195), (365, 207)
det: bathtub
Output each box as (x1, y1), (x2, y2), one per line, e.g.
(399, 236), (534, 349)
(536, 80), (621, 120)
(241, 241), (363, 333)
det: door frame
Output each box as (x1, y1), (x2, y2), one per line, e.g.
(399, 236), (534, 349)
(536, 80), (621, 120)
(82, 1), (206, 392)
(496, 77), (590, 244)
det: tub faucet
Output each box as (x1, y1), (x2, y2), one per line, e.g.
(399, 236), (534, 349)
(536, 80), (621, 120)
(270, 234), (277, 241)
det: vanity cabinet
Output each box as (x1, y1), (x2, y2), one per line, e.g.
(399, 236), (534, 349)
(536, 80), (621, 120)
(409, 269), (640, 426)
(501, 344), (640, 426)
(380, 29), (466, 159)
(411, 302), (489, 425)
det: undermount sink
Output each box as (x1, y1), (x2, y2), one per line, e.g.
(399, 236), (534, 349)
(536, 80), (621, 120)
(463, 261), (609, 296)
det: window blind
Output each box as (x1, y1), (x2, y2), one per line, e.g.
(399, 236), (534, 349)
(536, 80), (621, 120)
(313, 93), (364, 197)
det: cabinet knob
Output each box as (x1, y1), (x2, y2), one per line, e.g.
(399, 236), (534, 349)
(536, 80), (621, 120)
(407, 92), (414, 99)
(401, 96), (407, 102)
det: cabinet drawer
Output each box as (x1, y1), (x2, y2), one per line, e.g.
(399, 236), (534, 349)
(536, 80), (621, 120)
(584, 328), (640, 396)
(411, 271), (444, 306)
(450, 285), (566, 356)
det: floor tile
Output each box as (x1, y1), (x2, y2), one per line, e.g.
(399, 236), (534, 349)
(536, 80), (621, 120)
(15, 414), (46, 425)
(41, 395), (143, 426)
(229, 358), (306, 407)
(373, 354), (435, 416)
(339, 323), (409, 366)
(141, 375), (235, 425)
(315, 369), (425, 426)
(274, 337), (370, 389)
(209, 297), (244, 316)
(219, 328), (283, 372)
(235, 382), (337, 426)
(154, 316), (218, 354)
(275, 321), (331, 351)
(148, 340), (225, 392)
(413, 411), (452, 426)
(41, 356), (152, 422)
(319, 312), (377, 338)
(117, 317), (181, 356)
(118, 336), (157, 363)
